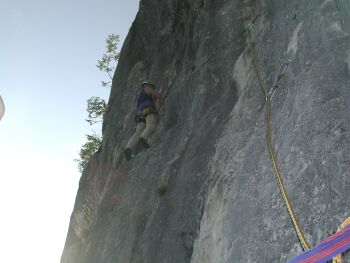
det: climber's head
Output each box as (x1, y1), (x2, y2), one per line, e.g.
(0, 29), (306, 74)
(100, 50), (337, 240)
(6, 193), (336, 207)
(141, 80), (155, 90)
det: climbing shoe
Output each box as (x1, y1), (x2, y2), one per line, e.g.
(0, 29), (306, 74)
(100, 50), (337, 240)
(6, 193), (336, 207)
(139, 137), (150, 149)
(124, 148), (132, 161)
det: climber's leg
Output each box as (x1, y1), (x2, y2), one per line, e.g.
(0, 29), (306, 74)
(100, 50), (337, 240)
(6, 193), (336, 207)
(139, 113), (157, 148)
(125, 122), (146, 153)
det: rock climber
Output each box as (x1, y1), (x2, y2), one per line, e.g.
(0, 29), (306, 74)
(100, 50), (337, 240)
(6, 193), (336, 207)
(0, 96), (5, 121)
(124, 81), (163, 160)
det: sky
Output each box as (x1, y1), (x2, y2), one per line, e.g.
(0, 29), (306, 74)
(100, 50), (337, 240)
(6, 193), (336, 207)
(0, 0), (139, 262)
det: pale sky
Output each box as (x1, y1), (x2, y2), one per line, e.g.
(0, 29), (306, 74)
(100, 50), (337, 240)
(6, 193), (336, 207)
(0, 0), (139, 262)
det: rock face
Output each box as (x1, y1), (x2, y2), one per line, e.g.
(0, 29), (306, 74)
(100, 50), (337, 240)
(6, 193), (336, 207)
(61, 0), (350, 262)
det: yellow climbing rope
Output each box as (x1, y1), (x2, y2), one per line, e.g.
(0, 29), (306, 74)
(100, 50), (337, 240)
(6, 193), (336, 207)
(266, 97), (311, 251)
(247, 26), (311, 251)
(248, 20), (350, 261)
(247, 30), (268, 98)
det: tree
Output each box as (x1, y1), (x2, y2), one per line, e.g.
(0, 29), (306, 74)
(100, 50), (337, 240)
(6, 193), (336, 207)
(74, 133), (102, 173)
(75, 34), (120, 173)
(96, 34), (120, 88)
(86, 96), (107, 126)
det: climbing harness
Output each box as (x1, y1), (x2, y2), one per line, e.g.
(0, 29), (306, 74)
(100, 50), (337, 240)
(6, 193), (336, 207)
(247, 18), (350, 262)
(142, 107), (157, 116)
(134, 111), (146, 123)
(134, 107), (158, 123)
(126, 82), (159, 126)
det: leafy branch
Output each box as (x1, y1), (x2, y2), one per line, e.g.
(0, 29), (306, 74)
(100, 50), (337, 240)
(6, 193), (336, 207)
(85, 34), (120, 125)
(75, 34), (120, 173)
(96, 34), (120, 88)
(74, 133), (102, 173)
(86, 96), (107, 126)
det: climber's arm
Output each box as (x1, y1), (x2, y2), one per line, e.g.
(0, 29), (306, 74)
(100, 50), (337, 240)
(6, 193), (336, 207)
(144, 85), (163, 100)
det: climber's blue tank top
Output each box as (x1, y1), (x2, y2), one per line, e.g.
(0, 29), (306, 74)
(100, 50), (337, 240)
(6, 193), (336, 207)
(136, 88), (155, 111)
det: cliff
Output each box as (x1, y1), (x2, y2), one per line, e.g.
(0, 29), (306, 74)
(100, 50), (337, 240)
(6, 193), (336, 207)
(61, 0), (350, 262)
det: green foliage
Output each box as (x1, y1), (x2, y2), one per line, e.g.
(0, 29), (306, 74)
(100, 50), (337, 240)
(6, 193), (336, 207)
(74, 133), (102, 173)
(186, 246), (193, 258)
(75, 34), (120, 173)
(157, 185), (168, 196)
(96, 33), (120, 87)
(86, 96), (107, 125)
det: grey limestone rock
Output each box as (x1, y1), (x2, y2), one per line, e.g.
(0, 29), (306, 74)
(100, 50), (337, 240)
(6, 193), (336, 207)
(61, 0), (350, 262)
